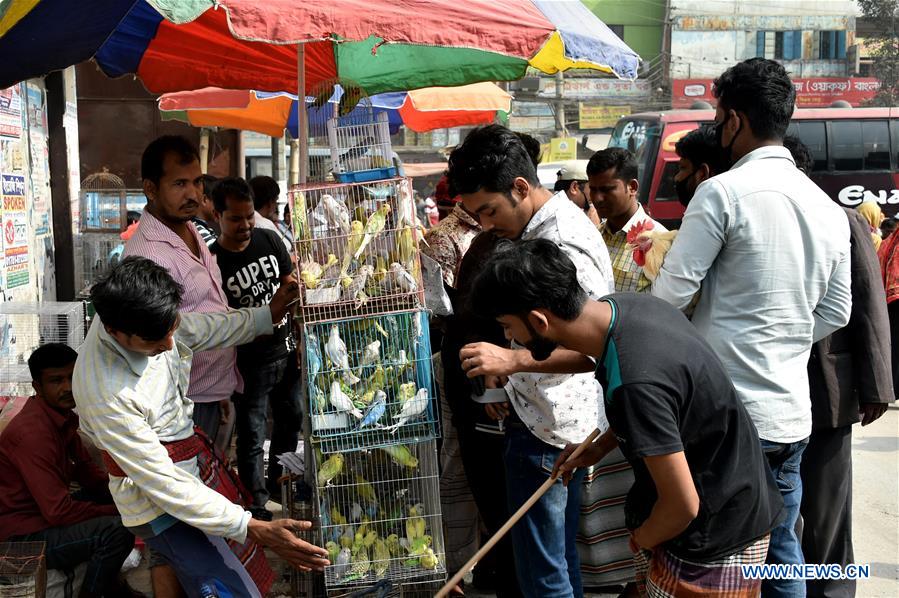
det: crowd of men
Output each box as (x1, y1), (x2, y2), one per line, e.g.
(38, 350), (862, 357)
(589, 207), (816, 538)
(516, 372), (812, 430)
(0, 57), (893, 598)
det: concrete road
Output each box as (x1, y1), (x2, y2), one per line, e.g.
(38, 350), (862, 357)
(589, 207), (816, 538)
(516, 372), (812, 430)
(851, 403), (899, 597)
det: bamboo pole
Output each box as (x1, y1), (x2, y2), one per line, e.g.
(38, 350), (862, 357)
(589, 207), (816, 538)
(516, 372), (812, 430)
(198, 128), (210, 173)
(435, 428), (601, 598)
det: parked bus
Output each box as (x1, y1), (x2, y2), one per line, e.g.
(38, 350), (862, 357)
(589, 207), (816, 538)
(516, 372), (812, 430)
(608, 107), (899, 228)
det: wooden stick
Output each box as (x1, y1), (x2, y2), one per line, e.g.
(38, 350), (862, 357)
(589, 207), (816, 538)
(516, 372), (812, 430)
(435, 428), (601, 598)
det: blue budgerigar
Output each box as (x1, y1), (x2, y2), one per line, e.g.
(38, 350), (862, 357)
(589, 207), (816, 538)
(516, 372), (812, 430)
(358, 390), (387, 429)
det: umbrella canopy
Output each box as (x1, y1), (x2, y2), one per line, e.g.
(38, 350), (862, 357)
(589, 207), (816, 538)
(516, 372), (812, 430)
(0, 0), (640, 94)
(158, 83), (513, 137)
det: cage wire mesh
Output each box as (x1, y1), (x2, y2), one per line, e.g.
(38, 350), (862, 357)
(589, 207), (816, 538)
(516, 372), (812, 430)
(0, 303), (86, 397)
(304, 310), (437, 454)
(313, 439), (446, 591)
(291, 178), (424, 323)
(0, 542), (47, 598)
(305, 79), (397, 184)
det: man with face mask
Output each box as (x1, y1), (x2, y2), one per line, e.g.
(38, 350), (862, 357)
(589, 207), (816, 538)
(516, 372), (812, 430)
(651, 58), (852, 598)
(449, 125), (614, 598)
(672, 127), (726, 208)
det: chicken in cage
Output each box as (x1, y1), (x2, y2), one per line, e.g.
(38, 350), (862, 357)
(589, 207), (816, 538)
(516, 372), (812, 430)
(304, 311), (438, 454)
(291, 178), (424, 323)
(313, 440), (446, 590)
(0, 302), (86, 397)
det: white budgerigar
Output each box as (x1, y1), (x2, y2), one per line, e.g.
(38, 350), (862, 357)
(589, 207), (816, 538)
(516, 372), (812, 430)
(388, 262), (417, 293)
(387, 388), (429, 434)
(330, 380), (363, 420)
(325, 325), (361, 385)
(321, 193), (351, 235)
(360, 340), (381, 368)
(333, 547), (352, 579)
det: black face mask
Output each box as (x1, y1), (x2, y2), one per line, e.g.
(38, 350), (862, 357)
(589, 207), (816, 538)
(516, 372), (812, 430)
(675, 170), (696, 207)
(523, 319), (558, 361)
(715, 113), (742, 168)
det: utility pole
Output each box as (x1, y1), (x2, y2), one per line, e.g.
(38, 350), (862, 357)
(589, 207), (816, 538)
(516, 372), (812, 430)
(554, 71), (565, 137)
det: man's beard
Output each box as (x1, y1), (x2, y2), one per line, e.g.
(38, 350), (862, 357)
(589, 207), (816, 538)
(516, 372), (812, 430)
(523, 320), (557, 361)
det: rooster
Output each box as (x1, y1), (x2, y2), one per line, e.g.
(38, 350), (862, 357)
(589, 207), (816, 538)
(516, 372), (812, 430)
(625, 219), (679, 281)
(626, 219), (700, 315)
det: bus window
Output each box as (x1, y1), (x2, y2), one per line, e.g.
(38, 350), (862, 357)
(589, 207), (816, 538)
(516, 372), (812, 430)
(862, 120), (891, 170)
(787, 121), (827, 171)
(609, 118), (662, 204)
(655, 161), (680, 202)
(831, 121), (864, 171)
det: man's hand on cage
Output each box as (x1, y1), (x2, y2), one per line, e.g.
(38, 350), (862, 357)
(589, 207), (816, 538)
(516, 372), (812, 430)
(269, 279), (300, 323)
(246, 518), (330, 572)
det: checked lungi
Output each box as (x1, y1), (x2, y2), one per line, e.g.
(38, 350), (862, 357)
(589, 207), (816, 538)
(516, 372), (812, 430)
(102, 427), (274, 595)
(634, 534), (770, 597)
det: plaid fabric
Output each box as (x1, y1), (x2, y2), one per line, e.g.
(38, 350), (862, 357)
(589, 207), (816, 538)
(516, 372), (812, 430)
(633, 535), (770, 598)
(103, 428), (274, 595)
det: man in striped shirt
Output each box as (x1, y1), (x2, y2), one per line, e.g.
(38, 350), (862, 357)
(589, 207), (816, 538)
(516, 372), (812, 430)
(73, 256), (328, 596)
(124, 136), (236, 443)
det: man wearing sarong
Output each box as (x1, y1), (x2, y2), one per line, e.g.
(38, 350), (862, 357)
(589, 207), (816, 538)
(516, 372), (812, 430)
(471, 239), (784, 598)
(72, 256), (328, 598)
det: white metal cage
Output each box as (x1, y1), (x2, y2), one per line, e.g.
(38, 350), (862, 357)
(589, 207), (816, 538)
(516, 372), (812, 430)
(0, 302), (86, 397)
(313, 439), (446, 591)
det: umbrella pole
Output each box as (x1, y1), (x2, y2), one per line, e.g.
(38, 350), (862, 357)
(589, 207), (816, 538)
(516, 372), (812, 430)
(297, 43), (308, 185)
(199, 128), (210, 173)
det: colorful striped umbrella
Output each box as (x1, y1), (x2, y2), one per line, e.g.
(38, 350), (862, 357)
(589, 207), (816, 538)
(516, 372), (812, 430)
(0, 0), (640, 94)
(158, 83), (513, 137)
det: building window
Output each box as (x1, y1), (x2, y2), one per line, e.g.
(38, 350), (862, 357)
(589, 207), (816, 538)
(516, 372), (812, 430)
(607, 24), (624, 40)
(776, 31), (802, 60)
(819, 30), (847, 59)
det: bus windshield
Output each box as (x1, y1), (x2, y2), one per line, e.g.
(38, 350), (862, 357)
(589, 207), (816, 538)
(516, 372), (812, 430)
(608, 118), (662, 203)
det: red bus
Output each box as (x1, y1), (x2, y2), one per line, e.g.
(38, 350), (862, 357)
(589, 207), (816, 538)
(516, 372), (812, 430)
(608, 107), (899, 228)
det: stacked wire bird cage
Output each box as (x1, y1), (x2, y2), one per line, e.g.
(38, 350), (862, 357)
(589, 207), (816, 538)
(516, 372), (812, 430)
(314, 440), (446, 591)
(291, 177), (424, 323)
(0, 302), (86, 397)
(0, 542), (47, 598)
(291, 80), (445, 595)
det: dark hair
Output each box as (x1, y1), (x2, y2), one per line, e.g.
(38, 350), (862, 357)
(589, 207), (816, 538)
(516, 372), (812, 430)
(199, 174), (219, 197)
(212, 177), (254, 213)
(586, 147), (638, 182)
(470, 238), (587, 321)
(447, 125), (540, 198)
(782, 135), (813, 175)
(515, 132), (542, 169)
(882, 218), (898, 238)
(249, 176), (280, 211)
(28, 343), (78, 382)
(90, 256), (183, 341)
(126, 210), (142, 226)
(675, 127), (728, 176)
(141, 135), (200, 185)
(713, 58), (796, 140)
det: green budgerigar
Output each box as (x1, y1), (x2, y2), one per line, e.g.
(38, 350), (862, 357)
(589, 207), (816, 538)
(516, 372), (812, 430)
(372, 538), (391, 579)
(406, 504), (426, 544)
(340, 220), (366, 276)
(420, 547), (439, 570)
(385, 533), (401, 558)
(317, 453), (345, 487)
(345, 546), (371, 581)
(325, 540), (339, 565)
(379, 444), (419, 469)
(354, 474), (378, 505)
(354, 203), (392, 260)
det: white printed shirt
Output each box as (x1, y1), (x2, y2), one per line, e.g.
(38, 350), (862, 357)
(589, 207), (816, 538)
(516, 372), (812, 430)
(73, 307), (272, 541)
(507, 192), (616, 447)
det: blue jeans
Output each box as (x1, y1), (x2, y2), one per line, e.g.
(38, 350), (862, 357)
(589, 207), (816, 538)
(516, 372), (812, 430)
(234, 354), (302, 509)
(145, 520), (260, 598)
(760, 438), (809, 598)
(504, 423), (586, 598)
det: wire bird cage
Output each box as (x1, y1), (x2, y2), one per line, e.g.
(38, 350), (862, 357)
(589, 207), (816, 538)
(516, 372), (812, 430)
(78, 171), (146, 291)
(305, 80), (397, 184)
(0, 542), (47, 598)
(0, 303), (86, 397)
(291, 178), (424, 323)
(313, 439), (446, 591)
(305, 310), (437, 454)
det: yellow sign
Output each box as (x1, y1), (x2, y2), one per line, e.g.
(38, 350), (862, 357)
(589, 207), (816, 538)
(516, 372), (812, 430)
(547, 137), (577, 162)
(579, 104), (630, 129)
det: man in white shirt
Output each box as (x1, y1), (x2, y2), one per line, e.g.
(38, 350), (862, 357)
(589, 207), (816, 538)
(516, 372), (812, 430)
(651, 58), (852, 598)
(448, 125), (614, 598)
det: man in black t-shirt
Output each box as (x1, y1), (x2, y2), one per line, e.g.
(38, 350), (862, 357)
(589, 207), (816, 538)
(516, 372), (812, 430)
(209, 177), (300, 520)
(470, 239), (783, 596)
